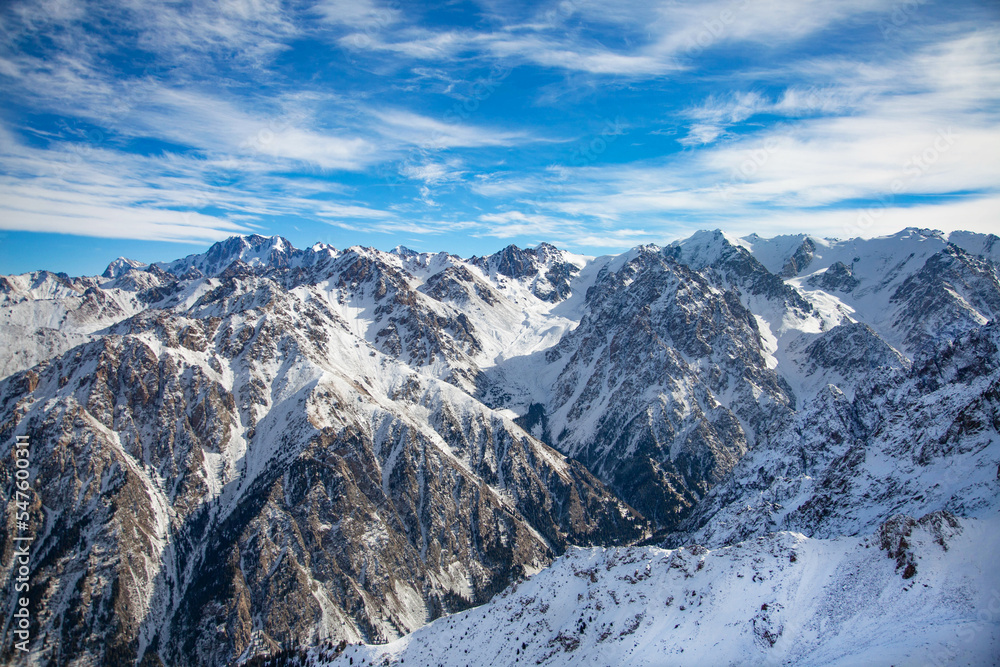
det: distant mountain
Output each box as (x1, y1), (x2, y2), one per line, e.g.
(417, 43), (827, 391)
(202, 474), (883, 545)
(102, 257), (148, 279)
(1, 227), (998, 665)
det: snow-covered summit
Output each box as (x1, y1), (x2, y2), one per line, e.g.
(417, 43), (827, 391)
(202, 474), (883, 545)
(155, 233), (300, 277)
(667, 228), (752, 269)
(2, 227), (999, 666)
(101, 256), (148, 279)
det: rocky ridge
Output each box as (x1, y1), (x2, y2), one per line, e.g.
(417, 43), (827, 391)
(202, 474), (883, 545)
(1, 227), (998, 665)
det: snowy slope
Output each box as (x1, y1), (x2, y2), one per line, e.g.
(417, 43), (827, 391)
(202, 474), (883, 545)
(0, 269), (149, 378)
(313, 513), (1000, 667)
(3, 228), (999, 666)
(0, 239), (646, 666)
(746, 227), (1000, 357)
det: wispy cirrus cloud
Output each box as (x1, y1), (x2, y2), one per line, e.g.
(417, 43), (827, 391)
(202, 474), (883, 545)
(0, 0), (550, 243)
(0, 116), (402, 242)
(0, 141), (257, 243)
(373, 109), (534, 148)
(346, 0), (905, 77)
(312, 0), (402, 29)
(645, 0), (900, 56)
(1, 0), (998, 270)
(399, 159), (466, 185)
(475, 210), (660, 248)
(477, 210), (572, 238)
(470, 26), (1000, 248)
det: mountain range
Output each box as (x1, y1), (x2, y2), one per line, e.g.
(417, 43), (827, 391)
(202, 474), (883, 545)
(1, 227), (998, 665)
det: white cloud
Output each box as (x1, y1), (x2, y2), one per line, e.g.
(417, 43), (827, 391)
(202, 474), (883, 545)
(121, 0), (298, 68)
(312, 0), (402, 28)
(478, 210), (570, 237)
(314, 204), (396, 219)
(472, 26), (1000, 242)
(2, 0), (997, 253)
(117, 88), (378, 172)
(373, 110), (532, 148)
(326, 0), (903, 77)
(678, 87), (871, 146)
(399, 159), (465, 184)
(0, 197), (252, 243)
(339, 27), (470, 59)
(649, 0), (898, 56)
(679, 123), (728, 147)
(718, 195), (1000, 242)
(0, 121), (398, 243)
(484, 35), (673, 75)
(474, 209), (657, 250)
(571, 229), (660, 249)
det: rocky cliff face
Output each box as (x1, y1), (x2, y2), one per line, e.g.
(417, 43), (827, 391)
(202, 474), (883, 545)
(1, 227), (998, 666)
(525, 245), (794, 528)
(671, 322), (1000, 548)
(666, 231), (1000, 548)
(0, 239), (645, 666)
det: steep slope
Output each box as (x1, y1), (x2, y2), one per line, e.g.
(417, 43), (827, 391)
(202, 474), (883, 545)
(0, 240), (646, 667)
(155, 234), (301, 278)
(887, 243), (1000, 353)
(317, 513), (1000, 667)
(672, 321), (1000, 549)
(469, 242), (585, 304)
(2, 228), (998, 666)
(517, 245), (796, 528)
(317, 228), (999, 667)
(481, 232), (838, 531)
(748, 227), (1000, 357)
(0, 270), (149, 379)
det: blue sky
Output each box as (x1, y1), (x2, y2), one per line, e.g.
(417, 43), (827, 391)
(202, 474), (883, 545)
(1, 0), (998, 276)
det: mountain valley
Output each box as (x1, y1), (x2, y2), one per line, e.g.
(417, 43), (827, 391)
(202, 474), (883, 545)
(1, 227), (998, 666)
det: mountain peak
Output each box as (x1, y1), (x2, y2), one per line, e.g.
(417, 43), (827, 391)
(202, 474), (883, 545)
(392, 245), (420, 257)
(898, 227), (944, 237)
(668, 228), (748, 269)
(102, 257), (147, 279)
(157, 234), (298, 277)
(3, 227), (999, 665)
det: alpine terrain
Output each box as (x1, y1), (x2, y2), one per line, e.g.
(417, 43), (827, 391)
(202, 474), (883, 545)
(1, 227), (998, 666)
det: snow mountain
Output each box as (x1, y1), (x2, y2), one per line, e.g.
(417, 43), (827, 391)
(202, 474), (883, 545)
(1, 227), (998, 666)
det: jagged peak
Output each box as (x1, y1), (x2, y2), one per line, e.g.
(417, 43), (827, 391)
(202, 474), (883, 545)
(155, 234), (298, 277)
(310, 241), (335, 252)
(944, 230), (1000, 264)
(739, 233), (816, 276)
(207, 233), (292, 259)
(102, 257), (147, 279)
(896, 227), (946, 240)
(391, 245), (420, 257)
(667, 229), (748, 270)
